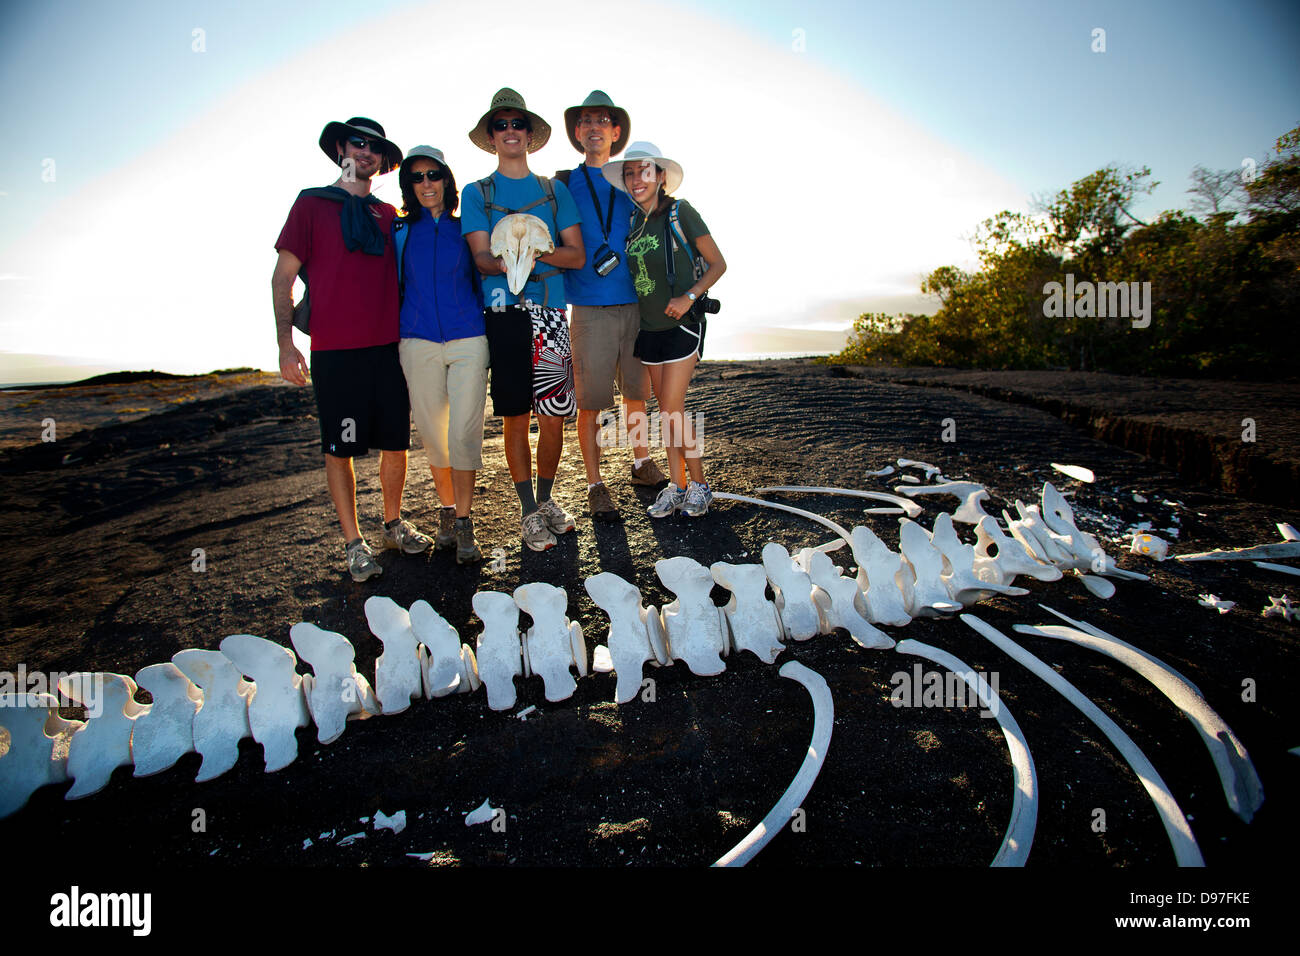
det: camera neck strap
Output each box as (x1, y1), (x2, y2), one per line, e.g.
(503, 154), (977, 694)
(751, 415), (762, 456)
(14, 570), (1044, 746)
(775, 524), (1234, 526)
(580, 165), (616, 242)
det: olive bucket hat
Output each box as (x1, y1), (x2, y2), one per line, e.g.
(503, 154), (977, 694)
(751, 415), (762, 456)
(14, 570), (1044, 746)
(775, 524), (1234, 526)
(563, 90), (630, 155)
(318, 116), (402, 174)
(468, 88), (551, 154)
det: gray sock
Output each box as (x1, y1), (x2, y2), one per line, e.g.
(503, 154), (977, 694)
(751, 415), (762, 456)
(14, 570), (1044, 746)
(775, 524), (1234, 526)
(536, 476), (554, 503)
(516, 480), (538, 514)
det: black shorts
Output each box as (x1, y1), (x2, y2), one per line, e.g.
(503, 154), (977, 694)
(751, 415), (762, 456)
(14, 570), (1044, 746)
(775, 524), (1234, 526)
(311, 343), (411, 457)
(634, 319), (706, 365)
(483, 303), (576, 418)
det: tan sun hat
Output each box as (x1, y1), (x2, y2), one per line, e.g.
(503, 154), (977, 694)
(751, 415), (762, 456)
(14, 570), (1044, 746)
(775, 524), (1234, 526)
(601, 141), (683, 195)
(563, 90), (630, 155)
(468, 88), (551, 154)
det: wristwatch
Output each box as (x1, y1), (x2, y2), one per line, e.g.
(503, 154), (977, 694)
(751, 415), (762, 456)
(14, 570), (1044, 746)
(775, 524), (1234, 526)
(686, 292), (697, 302)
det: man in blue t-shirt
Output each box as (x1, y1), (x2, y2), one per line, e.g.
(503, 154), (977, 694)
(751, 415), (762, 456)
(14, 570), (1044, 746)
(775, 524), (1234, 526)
(462, 88), (585, 552)
(558, 91), (667, 523)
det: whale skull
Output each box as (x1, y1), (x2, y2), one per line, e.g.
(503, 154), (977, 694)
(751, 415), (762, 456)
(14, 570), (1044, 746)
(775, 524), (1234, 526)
(490, 213), (554, 295)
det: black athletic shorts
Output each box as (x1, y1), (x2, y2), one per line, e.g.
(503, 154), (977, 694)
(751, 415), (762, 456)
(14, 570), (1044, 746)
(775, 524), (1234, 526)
(634, 319), (706, 365)
(310, 343), (411, 457)
(483, 303), (576, 418)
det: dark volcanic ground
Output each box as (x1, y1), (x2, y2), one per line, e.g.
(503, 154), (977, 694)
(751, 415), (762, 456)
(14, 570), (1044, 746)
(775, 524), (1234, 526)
(0, 360), (1297, 875)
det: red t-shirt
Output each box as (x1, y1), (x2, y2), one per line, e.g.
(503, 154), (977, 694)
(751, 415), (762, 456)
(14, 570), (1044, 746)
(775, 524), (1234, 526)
(274, 194), (400, 351)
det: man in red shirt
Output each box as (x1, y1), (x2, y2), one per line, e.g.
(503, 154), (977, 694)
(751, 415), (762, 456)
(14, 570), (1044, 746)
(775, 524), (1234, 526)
(272, 117), (433, 581)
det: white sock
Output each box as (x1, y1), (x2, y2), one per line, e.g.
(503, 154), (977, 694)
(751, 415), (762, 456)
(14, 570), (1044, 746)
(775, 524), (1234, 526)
(633, 456), (650, 469)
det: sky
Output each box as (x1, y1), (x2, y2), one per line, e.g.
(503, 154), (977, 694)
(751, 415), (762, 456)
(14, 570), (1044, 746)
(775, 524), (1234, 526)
(0, 0), (1297, 383)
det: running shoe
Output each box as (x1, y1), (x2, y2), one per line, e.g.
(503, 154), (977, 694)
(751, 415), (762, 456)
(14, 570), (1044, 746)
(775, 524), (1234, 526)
(647, 483), (685, 518)
(346, 540), (383, 582)
(536, 497), (576, 534)
(382, 517), (434, 554)
(522, 509), (557, 551)
(682, 480), (713, 517)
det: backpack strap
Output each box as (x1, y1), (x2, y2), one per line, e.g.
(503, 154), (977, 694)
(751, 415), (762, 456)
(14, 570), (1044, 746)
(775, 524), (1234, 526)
(477, 174), (561, 306)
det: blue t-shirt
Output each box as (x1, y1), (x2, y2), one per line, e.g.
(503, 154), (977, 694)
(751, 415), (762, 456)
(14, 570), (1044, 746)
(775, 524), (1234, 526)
(562, 163), (637, 306)
(461, 170), (581, 309)
(396, 212), (485, 343)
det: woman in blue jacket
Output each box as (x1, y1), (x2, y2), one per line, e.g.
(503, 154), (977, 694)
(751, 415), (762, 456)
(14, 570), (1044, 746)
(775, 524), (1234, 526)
(394, 146), (488, 564)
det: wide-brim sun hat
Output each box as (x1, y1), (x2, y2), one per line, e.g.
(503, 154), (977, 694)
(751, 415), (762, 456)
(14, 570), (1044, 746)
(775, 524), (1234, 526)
(563, 90), (630, 156)
(318, 116), (403, 174)
(468, 88), (551, 154)
(399, 145), (450, 175)
(602, 141), (683, 196)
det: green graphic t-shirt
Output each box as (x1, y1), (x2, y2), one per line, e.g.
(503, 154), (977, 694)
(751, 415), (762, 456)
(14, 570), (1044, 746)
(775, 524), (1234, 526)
(625, 199), (710, 332)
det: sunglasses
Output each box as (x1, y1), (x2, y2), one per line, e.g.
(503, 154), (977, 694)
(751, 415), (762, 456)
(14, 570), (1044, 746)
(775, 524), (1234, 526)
(407, 169), (445, 184)
(491, 118), (530, 132)
(346, 135), (386, 153)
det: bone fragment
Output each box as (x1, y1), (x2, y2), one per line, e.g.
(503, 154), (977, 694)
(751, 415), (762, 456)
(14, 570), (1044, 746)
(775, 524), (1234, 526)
(1253, 561), (1300, 577)
(1196, 594), (1235, 614)
(896, 458), (943, 480)
(1050, 463), (1095, 483)
(465, 798), (499, 826)
(1178, 542), (1300, 562)
(1130, 533), (1169, 561)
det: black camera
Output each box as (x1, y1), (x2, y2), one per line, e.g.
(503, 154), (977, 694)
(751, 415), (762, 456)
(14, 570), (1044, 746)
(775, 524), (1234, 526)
(593, 243), (620, 277)
(689, 294), (721, 319)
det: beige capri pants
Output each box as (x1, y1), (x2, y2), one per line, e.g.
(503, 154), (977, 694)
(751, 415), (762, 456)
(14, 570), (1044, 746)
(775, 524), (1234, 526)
(398, 335), (488, 471)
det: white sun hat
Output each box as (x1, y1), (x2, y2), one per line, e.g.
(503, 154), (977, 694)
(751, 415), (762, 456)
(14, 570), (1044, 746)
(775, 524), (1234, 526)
(602, 141), (683, 196)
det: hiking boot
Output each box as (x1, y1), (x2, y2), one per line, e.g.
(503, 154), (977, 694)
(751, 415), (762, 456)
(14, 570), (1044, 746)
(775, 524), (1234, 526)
(435, 507), (457, 550)
(647, 483), (685, 518)
(522, 509), (557, 551)
(455, 516), (483, 564)
(587, 482), (622, 522)
(682, 480), (713, 517)
(346, 540), (383, 582)
(631, 458), (667, 487)
(536, 497), (576, 535)
(383, 517), (434, 554)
